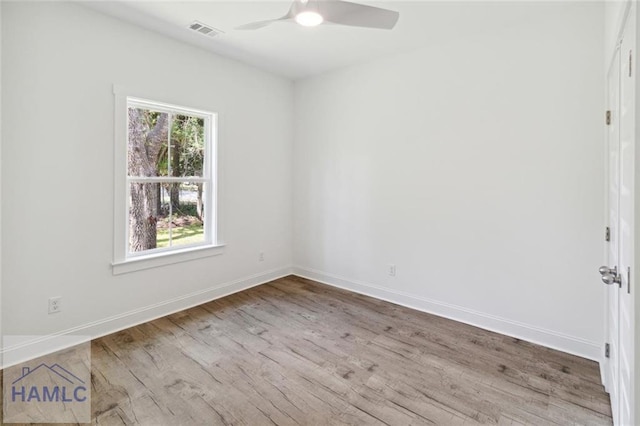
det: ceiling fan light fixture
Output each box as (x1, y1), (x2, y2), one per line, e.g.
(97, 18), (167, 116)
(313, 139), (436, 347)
(295, 11), (323, 27)
(236, 0), (399, 31)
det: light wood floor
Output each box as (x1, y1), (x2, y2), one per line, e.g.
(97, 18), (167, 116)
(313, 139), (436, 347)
(4, 276), (612, 425)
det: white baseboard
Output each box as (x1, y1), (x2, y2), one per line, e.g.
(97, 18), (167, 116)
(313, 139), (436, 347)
(292, 266), (602, 362)
(1, 266), (293, 369)
(2, 265), (602, 370)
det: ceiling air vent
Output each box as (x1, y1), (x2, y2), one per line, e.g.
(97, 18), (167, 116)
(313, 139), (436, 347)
(188, 21), (223, 38)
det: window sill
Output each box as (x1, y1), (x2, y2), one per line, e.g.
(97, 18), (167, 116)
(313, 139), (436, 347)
(112, 244), (225, 275)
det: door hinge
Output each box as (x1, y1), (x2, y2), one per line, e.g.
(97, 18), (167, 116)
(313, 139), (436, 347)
(605, 343), (610, 358)
(605, 226), (610, 242)
(627, 266), (631, 294)
(606, 110), (611, 125)
(629, 50), (633, 77)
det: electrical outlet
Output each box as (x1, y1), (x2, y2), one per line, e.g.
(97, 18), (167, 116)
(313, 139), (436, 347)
(259, 252), (265, 262)
(388, 264), (396, 277)
(48, 296), (62, 314)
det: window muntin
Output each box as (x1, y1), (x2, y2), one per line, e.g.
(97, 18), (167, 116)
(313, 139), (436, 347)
(126, 98), (215, 257)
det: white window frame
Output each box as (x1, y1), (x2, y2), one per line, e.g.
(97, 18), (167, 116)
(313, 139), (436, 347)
(112, 86), (224, 274)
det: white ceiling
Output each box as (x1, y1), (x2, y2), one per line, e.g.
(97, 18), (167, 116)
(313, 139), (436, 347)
(85, 1), (563, 80)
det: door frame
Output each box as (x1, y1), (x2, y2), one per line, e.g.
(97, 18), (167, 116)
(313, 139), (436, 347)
(603, 1), (637, 424)
(603, 42), (621, 413)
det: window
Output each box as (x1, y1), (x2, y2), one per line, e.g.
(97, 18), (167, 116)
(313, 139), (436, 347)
(113, 90), (222, 274)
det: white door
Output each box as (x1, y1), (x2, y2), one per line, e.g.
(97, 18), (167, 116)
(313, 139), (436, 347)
(603, 5), (636, 425)
(617, 6), (635, 424)
(604, 42), (621, 425)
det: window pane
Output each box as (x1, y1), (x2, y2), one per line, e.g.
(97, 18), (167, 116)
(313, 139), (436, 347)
(158, 182), (205, 248)
(129, 182), (205, 253)
(128, 108), (169, 177)
(129, 182), (162, 253)
(169, 114), (205, 178)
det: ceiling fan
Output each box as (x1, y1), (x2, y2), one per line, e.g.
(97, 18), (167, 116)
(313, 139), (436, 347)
(236, 0), (399, 30)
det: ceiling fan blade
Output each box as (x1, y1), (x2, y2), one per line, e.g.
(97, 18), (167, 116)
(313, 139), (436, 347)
(235, 15), (291, 30)
(319, 1), (399, 29)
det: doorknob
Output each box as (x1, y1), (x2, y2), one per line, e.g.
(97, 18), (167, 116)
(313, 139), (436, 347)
(599, 265), (617, 276)
(602, 273), (622, 287)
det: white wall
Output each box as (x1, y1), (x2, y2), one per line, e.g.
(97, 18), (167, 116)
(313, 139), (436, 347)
(1, 2), (293, 363)
(293, 2), (605, 359)
(1, 1), (608, 365)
